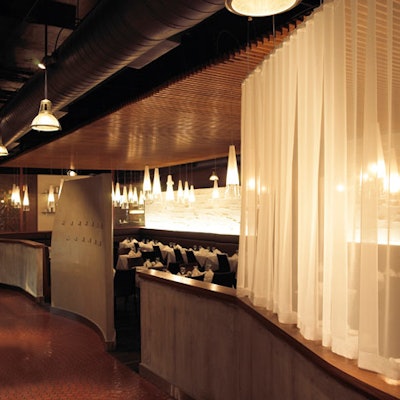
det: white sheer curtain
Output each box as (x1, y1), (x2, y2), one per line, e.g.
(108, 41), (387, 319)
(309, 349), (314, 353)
(238, 0), (400, 380)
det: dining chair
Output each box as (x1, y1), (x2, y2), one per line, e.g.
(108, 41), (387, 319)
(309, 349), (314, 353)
(186, 250), (200, 267)
(113, 269), (138, 315)
(167, 262), (180, 274)
(212, 271), (236, 288)
(127, 256), (144, 268)
(217, 253), (231, 272)
(153, 245), (165, 264)
(118, 247), (131, 255)
(173, 248), (185, 264)
(141, 250), (156, 262)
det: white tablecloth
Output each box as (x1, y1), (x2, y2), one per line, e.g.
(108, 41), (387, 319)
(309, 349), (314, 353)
(118, 239), (238, 273)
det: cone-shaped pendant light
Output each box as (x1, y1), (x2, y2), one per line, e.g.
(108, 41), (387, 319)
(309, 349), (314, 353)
(166, 175), (175, 202)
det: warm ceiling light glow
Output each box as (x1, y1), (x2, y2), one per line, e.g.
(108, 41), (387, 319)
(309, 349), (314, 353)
(225, 0), (300, 16)
(226, 145), (240, 198)
(114, 182), (121, 206)
(209, 170), (219, 181)
(166, 174), (175, 202)
(152, 167), (162, 200)
(143, 165), (152, 192)
(138, 190), (145, 205)
(0, 139), (8, 156)
(132, 187), (139, 204)
(212, 179), (220, 199)
(128, 184), (135, 204)
(226, 145), (240, 186)
(183, 181), (190, 202)
(189, 184), (196, 203)
(177, 180), (184, 203)
(31, 99), (61, 132)
(121, 185), (129, 209)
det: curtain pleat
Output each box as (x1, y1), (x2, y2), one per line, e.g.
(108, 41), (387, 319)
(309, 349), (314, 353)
(239, 0), (400, 379)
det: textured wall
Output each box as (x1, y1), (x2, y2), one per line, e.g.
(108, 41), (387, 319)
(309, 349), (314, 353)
(0, 241), (44, 299)
(145, 187), (240, 235)
(140, 275), (373, 400)
(50, 174), (115, 344)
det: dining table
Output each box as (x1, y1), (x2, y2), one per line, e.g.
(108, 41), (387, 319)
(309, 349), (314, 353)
(165, 246), (238, 273)
(117, 238), (238, 273)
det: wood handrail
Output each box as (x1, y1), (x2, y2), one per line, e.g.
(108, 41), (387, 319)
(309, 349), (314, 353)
(0, 238), (47, 248)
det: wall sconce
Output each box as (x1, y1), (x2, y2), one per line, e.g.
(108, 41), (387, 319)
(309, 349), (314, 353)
(47, 185), (55, 212)
(22, 185), (30, 212)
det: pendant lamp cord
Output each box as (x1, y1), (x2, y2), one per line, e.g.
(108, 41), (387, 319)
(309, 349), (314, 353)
(272, 15), (276, 47)
(44, 0), (48, 99)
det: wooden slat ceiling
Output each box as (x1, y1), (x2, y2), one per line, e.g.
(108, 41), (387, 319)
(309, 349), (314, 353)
(2, 24), (295, 172)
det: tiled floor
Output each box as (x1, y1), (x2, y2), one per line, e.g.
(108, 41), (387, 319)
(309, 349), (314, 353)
(0, 287), (172, 400)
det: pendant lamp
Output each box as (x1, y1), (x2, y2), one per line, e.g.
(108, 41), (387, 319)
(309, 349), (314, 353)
(31, 20), (61, 132)
(189, 184), (196, 203)
(226, 145), (240, 185)
(0, 138), (8, 156)
(143, 165), (152, 200)
(152, 168), (162, 201)
(132, 187), (139, 204)
(212, 179), (220, 199)
(183, 181), (190, 202)
(226, 145), (240, 198)
(114, 182), (121, 207)
(177, 180), (184, 203)
(121, 185), (129, 209)
(128, 184), (134, 204)
(225, 0), (300, 17)
(138, 190), (145, 206)
(166, 175), (175, 202)
(209, 170), (219, 181)
(111, 182), (115, 204)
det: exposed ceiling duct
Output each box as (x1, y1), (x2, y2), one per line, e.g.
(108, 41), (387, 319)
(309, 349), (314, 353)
(0, 0), (225, 146)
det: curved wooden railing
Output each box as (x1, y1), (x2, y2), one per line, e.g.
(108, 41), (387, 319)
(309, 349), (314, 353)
(138, 270), (400, 400)
(0, 239), (50, 302)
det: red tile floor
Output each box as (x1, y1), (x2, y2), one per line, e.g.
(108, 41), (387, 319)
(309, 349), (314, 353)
(0, 287), (172, 400)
